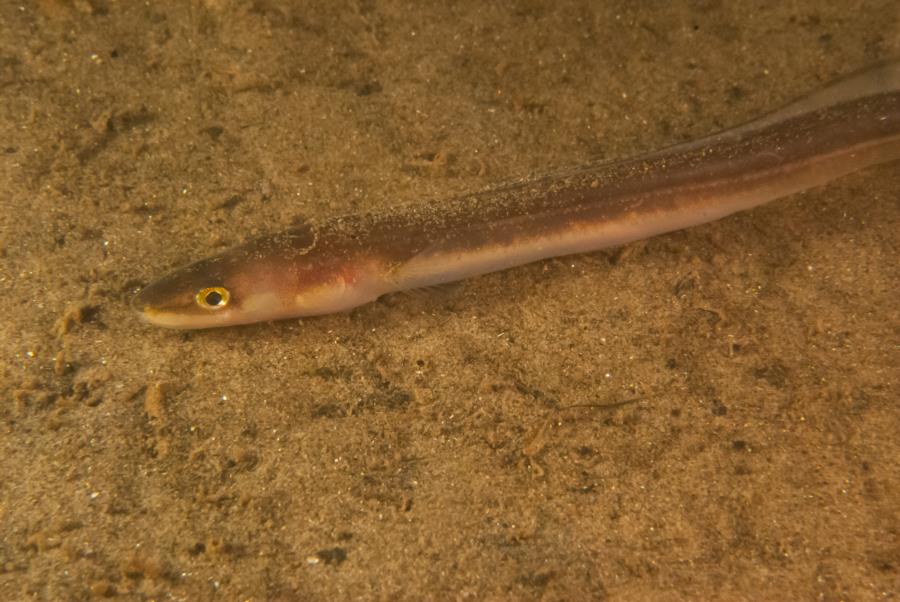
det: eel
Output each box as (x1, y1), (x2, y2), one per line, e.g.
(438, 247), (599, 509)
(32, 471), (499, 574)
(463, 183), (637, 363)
(133, 59), (900, 329)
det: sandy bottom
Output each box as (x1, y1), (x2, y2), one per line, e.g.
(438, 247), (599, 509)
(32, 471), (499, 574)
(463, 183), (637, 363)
(2, 2), (898, 600)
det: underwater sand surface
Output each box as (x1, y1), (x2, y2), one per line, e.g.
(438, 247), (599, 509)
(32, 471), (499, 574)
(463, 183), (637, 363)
(1, 1), (898, 599)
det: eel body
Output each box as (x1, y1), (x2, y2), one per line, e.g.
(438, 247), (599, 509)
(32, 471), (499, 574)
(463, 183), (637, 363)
(134, 60), (900, 329)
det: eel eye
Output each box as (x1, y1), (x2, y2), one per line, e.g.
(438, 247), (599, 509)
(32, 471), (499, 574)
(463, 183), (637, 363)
(196, 287), (230, 310)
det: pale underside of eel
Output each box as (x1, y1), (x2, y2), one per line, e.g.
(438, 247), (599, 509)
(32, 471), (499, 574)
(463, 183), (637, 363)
(133, 59), (900, 329)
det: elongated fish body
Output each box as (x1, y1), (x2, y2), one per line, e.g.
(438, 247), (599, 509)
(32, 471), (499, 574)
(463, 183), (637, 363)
(133, 60), (900, 329)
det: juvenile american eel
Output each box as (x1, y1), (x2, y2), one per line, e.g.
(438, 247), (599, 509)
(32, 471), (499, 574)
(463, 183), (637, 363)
(134, 60), (900, 329)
